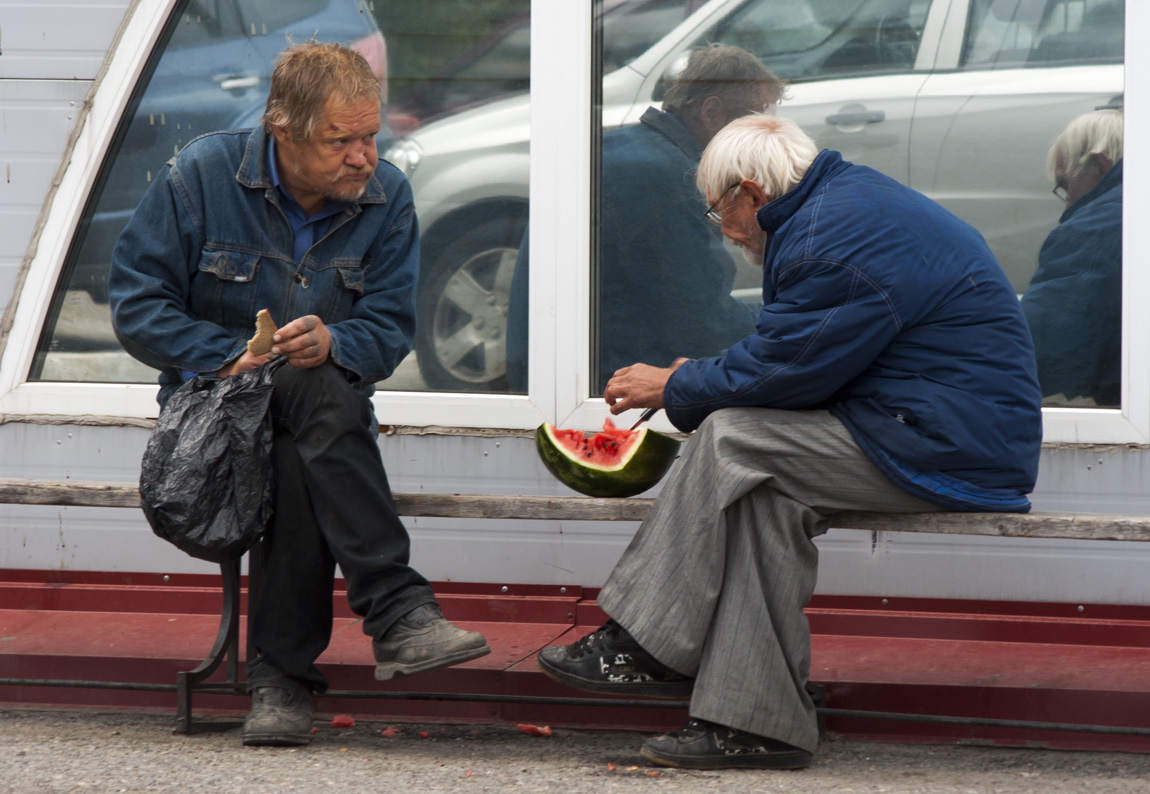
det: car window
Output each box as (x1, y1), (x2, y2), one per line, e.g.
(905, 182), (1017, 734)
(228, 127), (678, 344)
(705, 0), (932, 80)
(962, 0), (1123, 69)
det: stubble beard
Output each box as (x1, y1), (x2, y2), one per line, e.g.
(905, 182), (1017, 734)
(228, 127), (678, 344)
(325, 166), (374, 202)
(738, 231), (768, 267)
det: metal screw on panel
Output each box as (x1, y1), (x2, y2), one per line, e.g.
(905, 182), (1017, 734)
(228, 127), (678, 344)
(567, 613), (573, 620)
(881, 598), (889, 606)
(495, 442), (501, 448)
(501, 586), (508, 593)
(1078, 605), (1085, 612)
(163, 575), (170, 582)
(559, 587), (567, 594)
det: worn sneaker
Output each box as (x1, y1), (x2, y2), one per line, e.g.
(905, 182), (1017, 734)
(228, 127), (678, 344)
(641, 718), (813, 770)
(242, 680), (314, 747)
(372, 603), (490, 680)
(536, 619), (693, 698)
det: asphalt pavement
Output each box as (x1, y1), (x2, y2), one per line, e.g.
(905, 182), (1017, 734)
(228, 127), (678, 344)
(2, 708), (1149, 794)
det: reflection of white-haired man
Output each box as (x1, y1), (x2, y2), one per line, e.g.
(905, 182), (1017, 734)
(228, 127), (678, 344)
(539, 115), (1042, 769)
(1022, 109), (1123, 406)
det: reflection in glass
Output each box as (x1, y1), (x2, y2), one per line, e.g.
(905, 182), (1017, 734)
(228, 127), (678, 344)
(591, 46), (784, 392)
(1021, 110), (1123, 408)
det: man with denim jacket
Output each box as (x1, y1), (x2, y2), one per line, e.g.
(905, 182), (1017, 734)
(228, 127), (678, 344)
(538, 115), (1042, 769)
(110, 42), (489, 747)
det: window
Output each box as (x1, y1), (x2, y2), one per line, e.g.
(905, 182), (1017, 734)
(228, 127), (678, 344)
(963, 0), (1123, 69)
(586, 0), (1124, 410)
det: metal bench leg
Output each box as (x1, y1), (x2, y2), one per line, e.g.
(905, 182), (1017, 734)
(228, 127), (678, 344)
(174, 557), (242, 734)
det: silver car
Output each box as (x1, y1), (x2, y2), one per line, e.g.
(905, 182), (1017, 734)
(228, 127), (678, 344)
(387, 0), (1123, 392)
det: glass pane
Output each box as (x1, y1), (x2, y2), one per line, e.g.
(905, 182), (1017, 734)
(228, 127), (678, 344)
(585, 0), (1123, 409)
(378, 0), (532, 393)
(962, 0), (1123, 69)
(33, 0), (539, 396)
(32, 0), (386, 385)
(587, 0), (934, 394)
(502, 0), (710, 393)
(954, 0), (1124, 407)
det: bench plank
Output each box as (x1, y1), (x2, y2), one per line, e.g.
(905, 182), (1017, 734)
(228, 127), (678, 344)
(1, 479), (1148, 542)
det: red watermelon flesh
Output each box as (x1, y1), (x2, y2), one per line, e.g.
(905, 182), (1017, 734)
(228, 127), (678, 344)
(548, 418), (640, 467)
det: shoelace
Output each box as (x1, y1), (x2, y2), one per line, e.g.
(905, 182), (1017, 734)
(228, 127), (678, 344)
(568, 621), (622, 655)
(672, 719), (712, 740)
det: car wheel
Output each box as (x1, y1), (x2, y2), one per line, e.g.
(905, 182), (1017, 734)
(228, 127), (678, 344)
(415, 212), (528, 392)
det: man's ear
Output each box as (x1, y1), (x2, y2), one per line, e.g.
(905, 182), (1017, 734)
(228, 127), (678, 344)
(699, 96), (726, 134)
(1092, 151), (1115, 174)
(738, 179), (770, 209)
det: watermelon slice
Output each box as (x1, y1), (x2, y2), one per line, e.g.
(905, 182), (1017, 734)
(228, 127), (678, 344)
(535, 418), (681, 498)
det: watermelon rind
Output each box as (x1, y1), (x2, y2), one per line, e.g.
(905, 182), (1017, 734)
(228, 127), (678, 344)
(535, 422), (681, 498)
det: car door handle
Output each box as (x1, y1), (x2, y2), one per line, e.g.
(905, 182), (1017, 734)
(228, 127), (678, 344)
(220, 76), (260, 91)
(825, 109), (885, 125)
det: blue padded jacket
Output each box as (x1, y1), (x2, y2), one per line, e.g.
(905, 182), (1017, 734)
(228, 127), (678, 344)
(664, 150), (1042, 512)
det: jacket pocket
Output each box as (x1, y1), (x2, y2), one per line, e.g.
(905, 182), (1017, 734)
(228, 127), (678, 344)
(192, 250), (261, 328)
(326, 266), (365, 320)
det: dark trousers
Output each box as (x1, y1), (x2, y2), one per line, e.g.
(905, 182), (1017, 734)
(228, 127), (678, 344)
(246, 363), (435, 693)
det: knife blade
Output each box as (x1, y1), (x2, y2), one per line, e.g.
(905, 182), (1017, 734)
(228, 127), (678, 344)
(629, 407), (659, 432)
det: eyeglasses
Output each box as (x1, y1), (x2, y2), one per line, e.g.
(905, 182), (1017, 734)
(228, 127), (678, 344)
(704, 182), (741, 225)
(1052, 183), (1069, 202)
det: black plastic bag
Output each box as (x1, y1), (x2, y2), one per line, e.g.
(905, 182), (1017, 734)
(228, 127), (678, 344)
(140, 358), (287, 562)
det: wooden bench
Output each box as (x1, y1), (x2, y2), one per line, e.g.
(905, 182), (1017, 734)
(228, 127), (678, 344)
(4, 477), (1150, 734)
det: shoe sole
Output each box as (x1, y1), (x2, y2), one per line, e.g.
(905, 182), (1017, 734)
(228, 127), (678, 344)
(242, 732), (313, 747)
(640, 744), (813, 770)
(374, 643), (491, 681)
(536, 653), (693, 699)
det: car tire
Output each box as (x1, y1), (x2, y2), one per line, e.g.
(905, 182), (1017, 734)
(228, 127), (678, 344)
(414, 211), (528, 392)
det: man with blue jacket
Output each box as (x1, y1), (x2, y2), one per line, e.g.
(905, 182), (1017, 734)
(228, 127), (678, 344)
(110, 42), (489, 747)
(538, 115), (1042, 769)
(1022, 109), (1123, 407)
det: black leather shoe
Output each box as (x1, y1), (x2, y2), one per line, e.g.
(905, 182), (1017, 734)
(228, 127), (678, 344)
(641, 718), (813, 770)
(242, 680), (314, 747)
(536, 620), (693, 698)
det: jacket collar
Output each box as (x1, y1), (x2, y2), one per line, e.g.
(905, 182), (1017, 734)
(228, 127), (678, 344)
(1060, 157), (1122, 224)
(756, 149), (850, 235)
(236, 126), (388, 204)
(640, 106), (702, 160)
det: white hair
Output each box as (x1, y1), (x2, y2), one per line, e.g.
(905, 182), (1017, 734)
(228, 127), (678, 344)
(1046, 109), (1123, 181)
(696, 114), (819, 203)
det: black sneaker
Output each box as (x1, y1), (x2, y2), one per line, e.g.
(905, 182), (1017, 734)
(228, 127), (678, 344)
(641, 718), (813, 770)
(242, 680), (314, 747)
(536, 620), (693, 698)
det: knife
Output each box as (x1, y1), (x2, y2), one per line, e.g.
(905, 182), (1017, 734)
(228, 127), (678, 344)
(629, 407), (659, 432)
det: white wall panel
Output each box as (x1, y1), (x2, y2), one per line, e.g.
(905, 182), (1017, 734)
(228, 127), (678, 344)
(0, 80), (94, 264)
(0, 1), (130, 80)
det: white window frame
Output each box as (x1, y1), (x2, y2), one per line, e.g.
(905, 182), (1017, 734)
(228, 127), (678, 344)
(0, 0), (1145, 446)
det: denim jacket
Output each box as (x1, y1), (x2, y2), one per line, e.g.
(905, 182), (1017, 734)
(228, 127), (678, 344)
(110, 126), (418, 406)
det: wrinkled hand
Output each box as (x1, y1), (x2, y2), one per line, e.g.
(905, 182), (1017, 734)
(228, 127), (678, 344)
(218, 350), (270, 378)
(272, 315), (332, 369)
(603, 358), (689, 416)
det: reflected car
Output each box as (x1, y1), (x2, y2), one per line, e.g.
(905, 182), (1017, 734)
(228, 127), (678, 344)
(388, 0), (710, 134)
(386, 0), (1123, 393)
